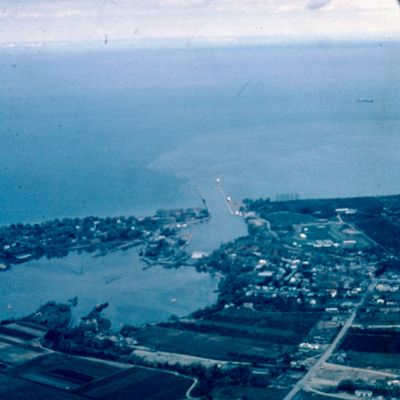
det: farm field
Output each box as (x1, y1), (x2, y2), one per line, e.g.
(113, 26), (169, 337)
(211, 385), (288, 400)
(356, 311), (400, 326)
(298, 389), (331, 400)
(265, 211), (318, 227)
(135, 326), (288, 362)
(179, 320), (308, 345)
(205, 309), (322, 335)
(339, 328), (400, 353)
(0, 339), (43, 366)
(336, 350), (400, 372)
(0, 325), (39, 341)
(77, 366), (193, 400)
(135, 309), (323, 363)
(197, 309), (323, 345)
(14, 353), (124, 385)
(0, 373), (82, 400)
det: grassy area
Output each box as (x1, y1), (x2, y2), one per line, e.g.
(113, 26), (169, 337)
(300, 224), (332, 241)
(0, 373), (82, 400)
(340, 350), (400, 372)
(340, 328), (400, 353)
(266, 212), (318, 227)
(135, 326), (287, 362)
(0, 340), (43, 366)
(78, 367), (192, 400)
(205, 308), (322, 340)
(184, 319), (307, 345)
(356, 310), (400, 326)
(354, 216), (400, 254)
(152, 308), (323, 361)
(246, 196), (383, 220)
(13, 353), (122, 382)
(0, 325), (38, 341)
(299, 389), (331, 400)
(211, 385), (287, 400)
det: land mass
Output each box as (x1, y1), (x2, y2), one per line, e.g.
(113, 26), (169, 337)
(1, 194), (400, 399)
(0, 207), (210, 270)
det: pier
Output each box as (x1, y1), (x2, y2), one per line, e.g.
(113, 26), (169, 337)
(214, 178), (243, 217)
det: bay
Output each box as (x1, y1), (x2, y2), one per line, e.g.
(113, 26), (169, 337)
(0, 249), (219, 328)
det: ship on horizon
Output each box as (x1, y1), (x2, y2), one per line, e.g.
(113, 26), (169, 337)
(356, 98), (374, 103)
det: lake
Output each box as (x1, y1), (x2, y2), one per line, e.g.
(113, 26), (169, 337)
(0, 249), (219, 328)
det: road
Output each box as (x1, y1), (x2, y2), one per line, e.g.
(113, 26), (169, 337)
(186, 377), (199, 399)
(283, 278), (378, 400)
(262, 217), (279, 239)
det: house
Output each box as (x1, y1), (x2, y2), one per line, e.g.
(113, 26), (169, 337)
(355, 390), (373, 398)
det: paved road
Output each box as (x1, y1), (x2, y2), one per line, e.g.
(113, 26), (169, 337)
(186, 377), (199, 399)
(283, 279), (378, 400)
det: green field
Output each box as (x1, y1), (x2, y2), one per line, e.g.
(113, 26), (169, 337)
(211, 385), (287, 400)
(0, 325), (39, 341)
(0, 373), (82, 400)
(299, 389), (331, 400)
(340, 350), (400, 372)
(14, 353), (122, 383)
(0, 340), (43, 366)
(299, 224), (333, 242)
(187, 319), (307, 345)
(340, 328), (400, 353)
(356, 311), (400, 325)
(141, 308), (322, 362)
(207, 308), (321, 329)
(77, 366), (193, 400)
(135, 326), (287, 362)
(204, 308), (322, 343)
(266, 212), (318, 227)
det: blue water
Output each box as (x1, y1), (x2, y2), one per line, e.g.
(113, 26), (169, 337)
(0, 250), (219, 328)
(1, 43), (399, 226)
(0, 42), (399, 324)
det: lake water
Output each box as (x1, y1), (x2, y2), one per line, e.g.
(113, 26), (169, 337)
(0, 42), (399, 325)
(0, 250), (219, 328)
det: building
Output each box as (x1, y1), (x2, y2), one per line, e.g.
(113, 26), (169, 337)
(355, 390), (373, 398)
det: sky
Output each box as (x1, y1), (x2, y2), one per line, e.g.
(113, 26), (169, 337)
(0, 0), (399, 47)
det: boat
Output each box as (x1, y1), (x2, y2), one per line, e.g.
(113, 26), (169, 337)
(356, 98), (374, 103)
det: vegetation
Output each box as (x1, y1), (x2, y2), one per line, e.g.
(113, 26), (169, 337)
(340, 328), (400, 353)
(0, 207), (209, 266)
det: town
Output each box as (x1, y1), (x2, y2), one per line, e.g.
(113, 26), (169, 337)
(0, 207), (210, 269)
(1, 194), (400, 399)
